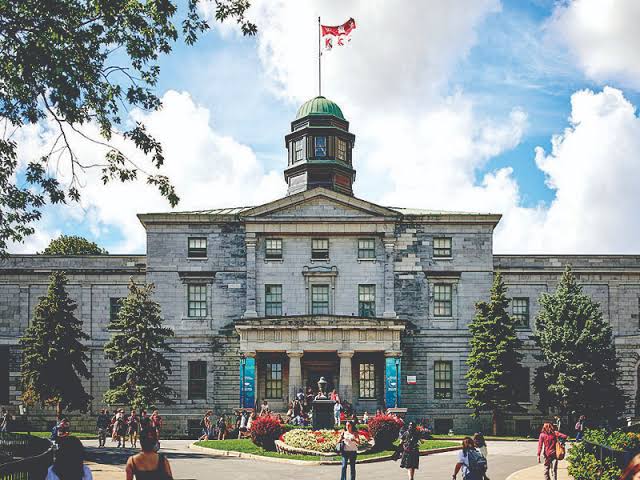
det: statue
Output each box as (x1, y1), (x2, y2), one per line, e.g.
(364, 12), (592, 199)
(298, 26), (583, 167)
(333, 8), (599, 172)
(315, 376), (328, 399)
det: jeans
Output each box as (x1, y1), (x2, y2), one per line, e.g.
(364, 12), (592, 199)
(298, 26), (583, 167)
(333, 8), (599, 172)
(575, 431), (584, 442)
(340, 451), (357, 480)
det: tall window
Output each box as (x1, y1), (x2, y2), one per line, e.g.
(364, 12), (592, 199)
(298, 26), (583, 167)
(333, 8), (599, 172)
(188, 361), (207, 400)
(265, 238), (283, 260)
(512, 298), (530, 328)
(359, 363), (376, 399)
(0, 347), (9, 404)
(314, 136), (327, 157)
(311, 285), (330, 315)
(188, 237), (207, 258)
(109, 297), (122, 321)
(358, 238), (375, 259)
(358, 285), (376, 317)
(265, 362), (283, 398)
(265, 284), (283, 316)
(294, 138), (304, 162)
(187, 284), (207, 318)
(434, 284), (452, 317)
(311, 238), (329, 260)
(336, 138), (347, 161)
(514, 366), (530, 402)
(434, 361), (453, 399)
(433, 237), (452, 258)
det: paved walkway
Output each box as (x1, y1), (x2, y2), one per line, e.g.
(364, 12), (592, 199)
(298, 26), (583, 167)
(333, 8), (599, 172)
(83, 439), (548, 480)
(507, 461), (570, 480)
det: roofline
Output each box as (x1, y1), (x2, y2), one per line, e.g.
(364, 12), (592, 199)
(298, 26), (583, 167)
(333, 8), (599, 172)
(3, 254), (146, 259)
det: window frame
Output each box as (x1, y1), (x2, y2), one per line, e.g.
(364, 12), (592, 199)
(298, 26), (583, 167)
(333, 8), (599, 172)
(311, 238), (329, 261)
(358, 284), (376, 317)
(359, 363), (376, 399)
(109, 297), (123, 322)
(265, 238), (283, 260)
(336, 138), (347, 161)
(357, 238), (376, 260)
(433, 283), (453, 317)
(265, 361), (283, 399)
(434, 361), (453, 400)
(433, 237), (452, 258)
(187, 284), (208, 318)
(314, 136), (327, 157)
(265, 284), (283, 316)
(294, 138), (305, 162)
(311, 284), (330, 315)
(188, 360), (207, 400)
(188, 237), (208, 258)
(512, 297), (530, 328)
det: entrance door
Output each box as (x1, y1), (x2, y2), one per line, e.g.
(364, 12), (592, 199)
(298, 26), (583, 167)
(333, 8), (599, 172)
(302, 352), (339, 396)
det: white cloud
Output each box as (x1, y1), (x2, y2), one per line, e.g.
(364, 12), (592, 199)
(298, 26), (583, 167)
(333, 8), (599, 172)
(548, 0), (640, 89)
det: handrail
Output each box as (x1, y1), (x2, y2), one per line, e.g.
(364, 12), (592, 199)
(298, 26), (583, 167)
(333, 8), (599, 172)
(0, 434), (54, 480)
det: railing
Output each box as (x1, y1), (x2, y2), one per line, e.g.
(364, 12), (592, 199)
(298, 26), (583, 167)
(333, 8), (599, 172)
(0, 434), (54, 480)
(583, 439), (635, 470)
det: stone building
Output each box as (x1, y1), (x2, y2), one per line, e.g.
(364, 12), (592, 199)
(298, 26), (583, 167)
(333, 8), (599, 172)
(1, 97), (639, 435)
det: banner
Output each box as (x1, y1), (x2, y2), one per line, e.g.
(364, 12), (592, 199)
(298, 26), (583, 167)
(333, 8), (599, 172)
(240, 356), (255, 409)
(385, 356), (401, 408)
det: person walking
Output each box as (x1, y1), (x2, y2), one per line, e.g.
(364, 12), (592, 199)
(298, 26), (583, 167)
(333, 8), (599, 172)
(473, 433), (490, 480)
(128, 410), (140, 449)
(116, 410), (128, 448)
(125, 428), (173, 480)
(338, 421), (359, 480)
(334, 400), (342, 427)
(217, 416), (226, 440)
(398, 422), (421, 480)
(1, 408), (10, 432)
(198, 411), (212, 441)
(574, 415), (586, 442)
(453, 437), (488, 480)
(96, 409), (110, 448)
(46, 436), (93, 480)
(537, 422), (568, 480)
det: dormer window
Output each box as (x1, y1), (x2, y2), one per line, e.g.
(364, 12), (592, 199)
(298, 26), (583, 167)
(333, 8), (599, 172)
(314, 136), (327, 157)
(294, 138), (304, 162)
(336, 138), (347, 162)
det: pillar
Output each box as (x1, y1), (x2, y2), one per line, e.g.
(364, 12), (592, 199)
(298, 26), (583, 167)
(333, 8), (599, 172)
(338, 350), (354, 402)
(243, 235), (258, 318)
(287, 351), (304, 402)
(383, 237), (396, 318)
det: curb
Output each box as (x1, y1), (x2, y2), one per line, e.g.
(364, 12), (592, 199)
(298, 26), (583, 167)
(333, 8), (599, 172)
(189, 443), (462, 465)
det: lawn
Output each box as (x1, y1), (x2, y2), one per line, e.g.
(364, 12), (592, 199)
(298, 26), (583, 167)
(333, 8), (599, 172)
(14, 431), (97, 440)
(194, 438), (458, 462)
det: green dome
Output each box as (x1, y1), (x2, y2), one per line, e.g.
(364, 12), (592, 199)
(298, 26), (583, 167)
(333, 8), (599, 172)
(295, 96), (345, 120)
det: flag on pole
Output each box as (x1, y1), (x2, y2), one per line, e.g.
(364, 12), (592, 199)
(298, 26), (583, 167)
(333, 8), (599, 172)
(321, 18), (356, 51)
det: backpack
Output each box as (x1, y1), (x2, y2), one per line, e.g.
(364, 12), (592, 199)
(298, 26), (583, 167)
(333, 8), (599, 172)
(575, 421), (582, 431)
(467, 449), (488, 477)
(200, 417), (206, 428)
(50, 425), (58, 440)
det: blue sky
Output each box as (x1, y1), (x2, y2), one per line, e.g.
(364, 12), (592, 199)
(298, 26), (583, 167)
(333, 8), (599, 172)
(13, 0), (640, 254)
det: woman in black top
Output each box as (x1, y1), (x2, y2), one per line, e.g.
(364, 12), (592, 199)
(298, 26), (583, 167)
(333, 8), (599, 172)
(126, 428), (173, 480)
(399, 422), (421, 480)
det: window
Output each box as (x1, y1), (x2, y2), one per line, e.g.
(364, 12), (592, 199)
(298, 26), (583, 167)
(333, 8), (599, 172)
(109, 297), (123, 321)
(433, 237), (452, 258)
(188, 361), (207, 400)
(314, 136), (327, 157)
(512, 297), (530, 328)
(188, 237), (207, 258)
(358, 285), (376, 317)
(187, 284), (207, 318)
(433, 284), (452, 317)
(358, 239), (375, 259)
(434, 418), (453, 435)
(359, 363), (376, 399)
(434, 361), (453, 399)
(265, 238), (283, 260)
(0, 347), (8, 404)
(311, 284), (330, 315)
(513, 366), (530, 402)
(294, 138), (304, 162)
(265, 284), (283, 316)
(311, 238), (329, 260)
(265, 362), (283, 398)
(336, 138), (347, 161)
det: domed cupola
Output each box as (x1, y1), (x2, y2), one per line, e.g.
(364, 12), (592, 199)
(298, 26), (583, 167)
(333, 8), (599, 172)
(284, 96), (356, 196)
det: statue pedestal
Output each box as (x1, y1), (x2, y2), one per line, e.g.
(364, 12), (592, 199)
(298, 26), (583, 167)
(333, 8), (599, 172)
(312, 399), (336, 430)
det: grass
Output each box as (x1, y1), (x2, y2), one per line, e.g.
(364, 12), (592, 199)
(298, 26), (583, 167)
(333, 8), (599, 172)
(194, 438), (458, 462)
(14, 431), (97, 440)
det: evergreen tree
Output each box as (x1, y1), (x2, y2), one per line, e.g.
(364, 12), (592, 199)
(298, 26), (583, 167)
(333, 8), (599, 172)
(104, 279), (175, 409)
(466, 272), (524, 435)
(534, 266), (624, 423)
(19, 271), (92, 416)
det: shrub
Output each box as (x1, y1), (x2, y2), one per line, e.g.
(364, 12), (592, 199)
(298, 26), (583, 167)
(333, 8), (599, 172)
(567, 441), (621, 480)
(250, 415), (282, 451)
(367, 414), (404, 451)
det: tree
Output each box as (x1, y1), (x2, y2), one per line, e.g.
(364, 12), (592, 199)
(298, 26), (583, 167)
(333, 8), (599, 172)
(104, 279), (174, 409)
(0, 0), (256, 255)
(533, 266), (624, 424)
(466, 271), (524, 435)
(19, 271), (92, 417)
(39, 235), (108, 255)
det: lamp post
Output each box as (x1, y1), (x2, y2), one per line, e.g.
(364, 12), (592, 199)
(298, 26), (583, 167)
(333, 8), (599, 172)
(240, 354), (246, 409)
(394, 357), (400, 408)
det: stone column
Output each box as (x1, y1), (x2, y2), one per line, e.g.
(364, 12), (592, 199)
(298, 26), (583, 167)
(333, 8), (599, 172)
(287, 351), (304, 402)
(383, 237), (397, 318)
(338, 350), (355, 402)
(243, 235), (258, 318)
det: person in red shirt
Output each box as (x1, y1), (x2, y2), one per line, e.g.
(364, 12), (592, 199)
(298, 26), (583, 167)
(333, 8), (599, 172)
(537, 422), (568, 480)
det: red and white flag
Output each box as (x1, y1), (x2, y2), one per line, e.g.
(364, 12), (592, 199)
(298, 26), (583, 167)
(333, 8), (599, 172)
(321, 18), (356, 51)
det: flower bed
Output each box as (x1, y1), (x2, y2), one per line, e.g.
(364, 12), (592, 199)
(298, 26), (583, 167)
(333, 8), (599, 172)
(276, 428), (371, 456)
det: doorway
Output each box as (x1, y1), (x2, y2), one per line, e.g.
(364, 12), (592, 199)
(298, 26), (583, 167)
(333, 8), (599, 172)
(302, 352), (338, 396)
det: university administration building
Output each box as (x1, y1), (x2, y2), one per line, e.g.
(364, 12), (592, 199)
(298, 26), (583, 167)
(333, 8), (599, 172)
(1, 97), (640, 435)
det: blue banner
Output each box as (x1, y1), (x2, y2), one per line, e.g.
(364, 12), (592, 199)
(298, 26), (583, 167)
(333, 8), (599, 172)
(385, 356), (401, 408)
(240, 356), (255, 409)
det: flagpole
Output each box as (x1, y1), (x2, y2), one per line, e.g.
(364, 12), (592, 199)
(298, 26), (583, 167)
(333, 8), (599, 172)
(318, 16), (321, 97)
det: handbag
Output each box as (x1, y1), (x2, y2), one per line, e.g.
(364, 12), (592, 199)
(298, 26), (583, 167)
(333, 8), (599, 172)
(336, 440), (345, 454)
(555, 438), (566, 461)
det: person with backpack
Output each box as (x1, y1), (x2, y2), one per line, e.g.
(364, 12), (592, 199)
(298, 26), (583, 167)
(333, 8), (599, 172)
(537, 422), (568, 480)
(198, 411), (212, 441)
(574, 415), (586, 442)
(216, 416), (226, 440)
(452, 437), (488, 480)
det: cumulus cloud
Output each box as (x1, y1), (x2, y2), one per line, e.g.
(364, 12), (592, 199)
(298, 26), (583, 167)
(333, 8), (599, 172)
(548, 0), (640, 89)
